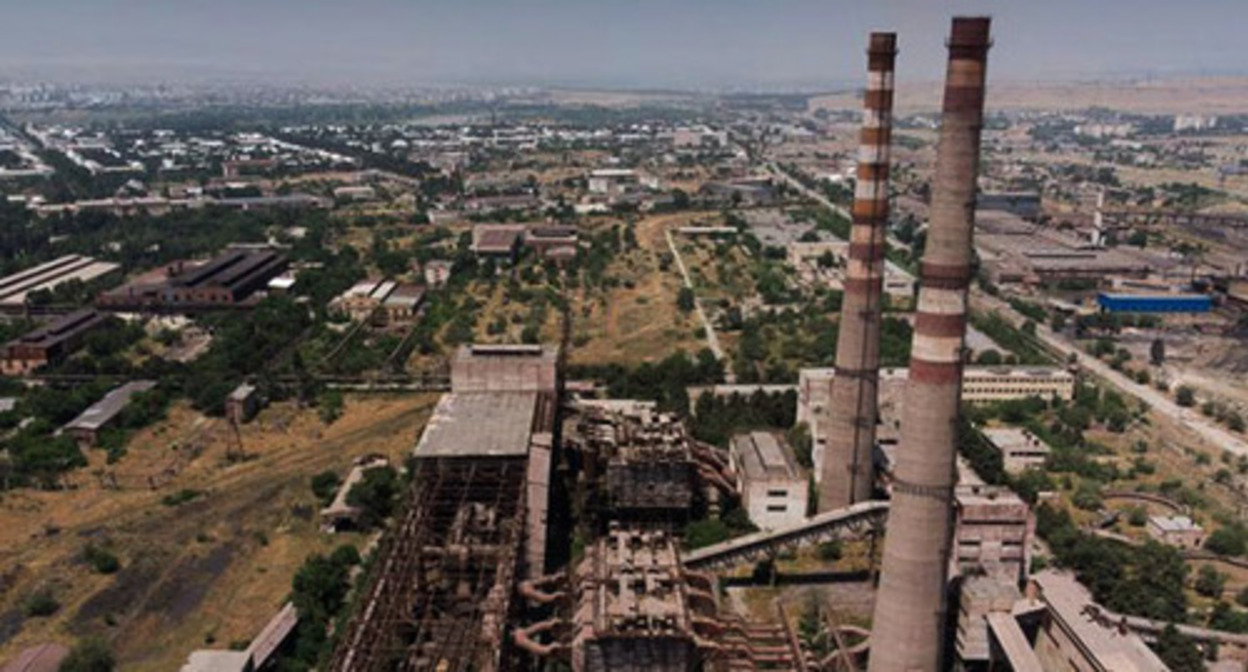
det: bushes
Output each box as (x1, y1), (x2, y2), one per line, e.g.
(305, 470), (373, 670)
(282, 545), (360, 669)
(1175, 385), (1197, 408)
(59, 637), (116, 672)
(23, 589), (59, 617)
(311, 471), (341, 506)
(1036, 504), (1188, 623)
(683, 507), (758, 550)
(1195, 565), (1228, 599)
(161, 488), (203, 507)
(83, 544), (121, 574)
(1205, 524), (1248, 557)
(346, 466), (399, 529)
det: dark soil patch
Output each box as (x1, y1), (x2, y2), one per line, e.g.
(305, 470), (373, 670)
(0, 608), (24, 646)
(141, 543), (235, 623)
(72, 549), (171, 632)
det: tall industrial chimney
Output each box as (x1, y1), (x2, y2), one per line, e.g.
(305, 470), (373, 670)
(868, 17), (991, 672)
(818, 32), (897, 510)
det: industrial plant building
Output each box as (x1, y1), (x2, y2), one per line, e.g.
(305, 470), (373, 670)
(729, 431), (808, 530)
(0, 254), (121, 313)
(0, 309), (111, 375)
(981, 427), (1051, 474)
(98, 250), (287, 312)
(513, 526), (803, 672)
(331, 344), (557, 671)
(63, 380), (157, 448)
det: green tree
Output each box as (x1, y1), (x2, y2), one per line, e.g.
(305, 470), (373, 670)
(1150, 338), (1166, 366)
(1154, 623), (1204, 672)
(677, 287), (696, 313)
(1175, 386), (1197, 408)
(1195, 565), (1227, 599)
(318, 389), (344, 424)
(346, 465), (399, 529)
(311, 470), (341, 506)
(59, 637), (115, 672)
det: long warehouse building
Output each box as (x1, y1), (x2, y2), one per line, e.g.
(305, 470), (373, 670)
(0, 255), (121, 312)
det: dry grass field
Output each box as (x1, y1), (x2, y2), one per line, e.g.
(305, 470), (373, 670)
(0, 394), (437, 671)
(567, 212), (708, 366)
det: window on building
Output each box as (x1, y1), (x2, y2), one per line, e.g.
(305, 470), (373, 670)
(766, 489), (788, 498)
(766, 505), (787, 513)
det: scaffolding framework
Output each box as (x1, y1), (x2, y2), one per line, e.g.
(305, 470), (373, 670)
(331, 458), (528, 672)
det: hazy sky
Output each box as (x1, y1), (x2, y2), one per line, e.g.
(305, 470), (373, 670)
(1, 0), (1245, 89)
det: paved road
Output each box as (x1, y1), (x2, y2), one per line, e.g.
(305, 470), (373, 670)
(665, 228), (735, 383)
(975, 291), (1248, 457)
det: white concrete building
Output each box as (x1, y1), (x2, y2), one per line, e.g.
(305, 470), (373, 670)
(729, 431), (807, 530)
(982, 427), (1051, 474)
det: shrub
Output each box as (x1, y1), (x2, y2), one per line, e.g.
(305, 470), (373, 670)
(311, 470), (341, 506)
(1175, 386), (1196, 408)
(346, 465), (399, 529)
(161, 488), (203, 507)
(23, 589), (59, 617)
(84, 545), (120, 574)
(59, 637), (115, 672)
(816, 541), (843, 562)
(1195, 565), (1228, 599)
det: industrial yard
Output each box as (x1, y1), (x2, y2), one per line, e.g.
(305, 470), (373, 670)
(1, 5), (1248, 672)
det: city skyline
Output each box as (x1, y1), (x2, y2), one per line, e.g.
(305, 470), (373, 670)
(1, 0), (1246, 89)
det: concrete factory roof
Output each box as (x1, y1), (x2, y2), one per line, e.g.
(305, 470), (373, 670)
(732, 431), (799, 480)
(1029, 571), (1167, 671)
(64, 380), (157, 432)
(0, 255), (120, 307)
(414, 391), (537, 458)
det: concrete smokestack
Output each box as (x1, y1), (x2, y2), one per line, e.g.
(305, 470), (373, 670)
(868, 17), (991, 672)
(818, 32), (897, 511)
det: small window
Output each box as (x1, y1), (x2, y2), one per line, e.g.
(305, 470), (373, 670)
(766, 505), (787, 513)
(766, 489), (788, 498)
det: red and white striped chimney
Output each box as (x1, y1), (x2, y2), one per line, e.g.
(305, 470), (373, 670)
(818, 32), (897, 510)
(868, 16), (991, 672)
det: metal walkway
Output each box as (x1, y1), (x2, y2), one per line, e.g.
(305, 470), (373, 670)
(682, 501), (889, 570)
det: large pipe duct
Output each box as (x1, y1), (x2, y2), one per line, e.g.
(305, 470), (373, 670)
(868, 17), (991, 672)
(819, 32), (897, 510)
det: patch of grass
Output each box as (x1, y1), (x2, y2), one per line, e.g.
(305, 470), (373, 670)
(23, 589), (59, 617)
(162, 488), (204, 507)
(84, 544), (121, 574)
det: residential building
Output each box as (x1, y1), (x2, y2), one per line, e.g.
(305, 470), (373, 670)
(379, 285), (424, 326)
(329, 279), (395, 322)
(423, 260), (454, 288)
(729, 431), (807, 530)
(1147, 515), (1205, 550)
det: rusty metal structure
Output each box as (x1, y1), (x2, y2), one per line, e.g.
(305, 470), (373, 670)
(568, 399), (735, 529)
(513, 525), (804, 671)
(819, 32), (898, 510)
(868, 17), (992, 672)
(330, 345), (559, 671)
(331, 458), (527, 671)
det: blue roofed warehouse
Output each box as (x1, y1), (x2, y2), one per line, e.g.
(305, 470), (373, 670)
(1097, 293), (1213, 313)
